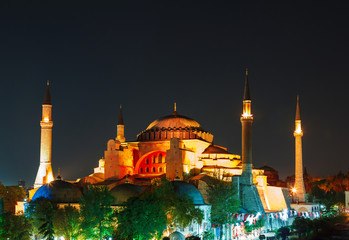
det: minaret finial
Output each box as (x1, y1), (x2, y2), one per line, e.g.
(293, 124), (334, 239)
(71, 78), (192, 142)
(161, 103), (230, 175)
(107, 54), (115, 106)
(56, 168), (62, 180)
(296, 95), (301, 120)
(243, 68), (251, 100)
(173, 102), (178, 115)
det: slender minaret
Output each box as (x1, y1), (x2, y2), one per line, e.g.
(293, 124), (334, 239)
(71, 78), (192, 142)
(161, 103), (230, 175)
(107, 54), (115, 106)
(293, 96), (306, 202)
(116, 105), (125, 142)
(34, 81), (54, 188)
(240, 68), (254, 185)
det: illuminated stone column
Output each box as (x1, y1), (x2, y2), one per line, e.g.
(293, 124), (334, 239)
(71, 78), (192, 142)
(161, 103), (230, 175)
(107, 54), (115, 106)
(34, 81), (54, 188)
(116, 105), (125, 143)
(240, 69), (254, 185)
(293, 96), (306, 202)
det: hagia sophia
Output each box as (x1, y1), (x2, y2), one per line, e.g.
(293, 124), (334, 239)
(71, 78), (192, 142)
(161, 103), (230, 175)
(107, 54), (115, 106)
(26, 70), (319, 239)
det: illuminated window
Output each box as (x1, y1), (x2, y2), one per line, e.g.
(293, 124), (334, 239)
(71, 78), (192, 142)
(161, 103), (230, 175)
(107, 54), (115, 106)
(158, 154), (162, 163)
(159, 167), (162, 172)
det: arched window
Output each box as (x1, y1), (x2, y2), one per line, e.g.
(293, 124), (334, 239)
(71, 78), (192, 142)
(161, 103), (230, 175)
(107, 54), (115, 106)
(140, 168), (143, 173)
(146, 159), (149, 165)
(152, 167), (155, 172)
(152, 155), (156, 163)
(146, 167), (149, 173)
(158, 154), (162, 163)
(159, 167), (162, 172)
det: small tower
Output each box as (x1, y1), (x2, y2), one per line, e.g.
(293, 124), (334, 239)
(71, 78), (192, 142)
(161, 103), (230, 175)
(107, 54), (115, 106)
(293, 96), (306, 202)
(34, 81), (54, 188)
(116, 105), (125, 143)
(240, 68), (254, 185)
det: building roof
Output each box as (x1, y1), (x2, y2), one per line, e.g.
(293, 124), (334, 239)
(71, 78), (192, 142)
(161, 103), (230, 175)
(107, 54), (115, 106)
(259, 165), (277, 172)
(146, 113), (202, 130)
(172, 181), (205, 205)
(169, 231), (185, 240)
(32, 180), (82, 203)
(202, 144), (231, 154)
(137, 110), (213, 142)
(110, 183), (142, 205)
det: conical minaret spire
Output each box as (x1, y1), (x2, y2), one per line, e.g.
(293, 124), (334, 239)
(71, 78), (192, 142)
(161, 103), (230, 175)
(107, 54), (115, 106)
(293, 95), (306, 202)
(116, 104), (125, 142)
(118, 104), (124, 125)
(34, 81), (54, 188)
(295, 95), (301, 120)
(243, 68), (251, 100)
(43, 80), (52, 105)
(240, 68), (254, 185)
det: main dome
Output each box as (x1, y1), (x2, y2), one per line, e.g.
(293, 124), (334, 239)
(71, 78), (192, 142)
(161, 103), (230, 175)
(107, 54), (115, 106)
(137, 111), (213, 142)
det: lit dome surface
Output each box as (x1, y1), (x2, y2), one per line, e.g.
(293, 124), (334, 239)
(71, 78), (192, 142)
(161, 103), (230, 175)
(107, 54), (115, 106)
(172, 181), (205, 205)
(137, 111), (213, 142)
(32, 180), (82, 203)
(146, 113), (202, 130)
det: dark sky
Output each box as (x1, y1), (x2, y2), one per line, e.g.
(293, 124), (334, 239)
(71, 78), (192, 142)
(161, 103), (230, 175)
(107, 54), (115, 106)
(1, 1), (349, 186)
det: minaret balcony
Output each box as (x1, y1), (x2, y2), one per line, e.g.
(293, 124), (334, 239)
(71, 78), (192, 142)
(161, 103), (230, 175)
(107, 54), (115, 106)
(40, 121), (53, 128)
(240, 116), (253, 121)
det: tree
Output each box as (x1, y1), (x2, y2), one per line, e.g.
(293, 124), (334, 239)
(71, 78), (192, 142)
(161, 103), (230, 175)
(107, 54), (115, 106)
(79, 185), (115, 239)
(291, 216), (313, 239)
(53, 205), (81, 240)
(0, 211), (32, 240)
(26, 197), (57, 240)
(0, 181), (26, 213)
(206, 177), (240, 239)
(277, 226), (290, 240)
(116, 196), (167, 240)
(116, 177), (203, 240)
(154, 178), (203, 229)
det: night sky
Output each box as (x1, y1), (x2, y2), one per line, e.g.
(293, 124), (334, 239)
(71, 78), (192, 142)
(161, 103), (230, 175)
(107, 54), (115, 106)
(1, 1), (348, 186)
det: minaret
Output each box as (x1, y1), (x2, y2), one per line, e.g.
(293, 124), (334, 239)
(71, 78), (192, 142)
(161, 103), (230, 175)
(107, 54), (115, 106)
(240, 68), (254, 185)
(293, 96), (306, 202)
(34, 81), (54, 188)
(116, 105), (125, 142)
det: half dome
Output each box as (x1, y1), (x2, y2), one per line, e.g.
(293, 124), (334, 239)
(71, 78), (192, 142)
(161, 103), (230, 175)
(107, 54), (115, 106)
(32, 180), (82, 203)
(202, 144), (231, 154)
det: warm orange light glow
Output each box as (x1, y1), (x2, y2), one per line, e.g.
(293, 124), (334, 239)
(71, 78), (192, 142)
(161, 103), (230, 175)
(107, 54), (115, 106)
(294, 121), (302, 134)
(292, 188), (297, 193)
(43, 117), (49, 122)
(242, 100), (252, 118)
(46, 173), (54, 184)
(242, 112), (252, 118)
